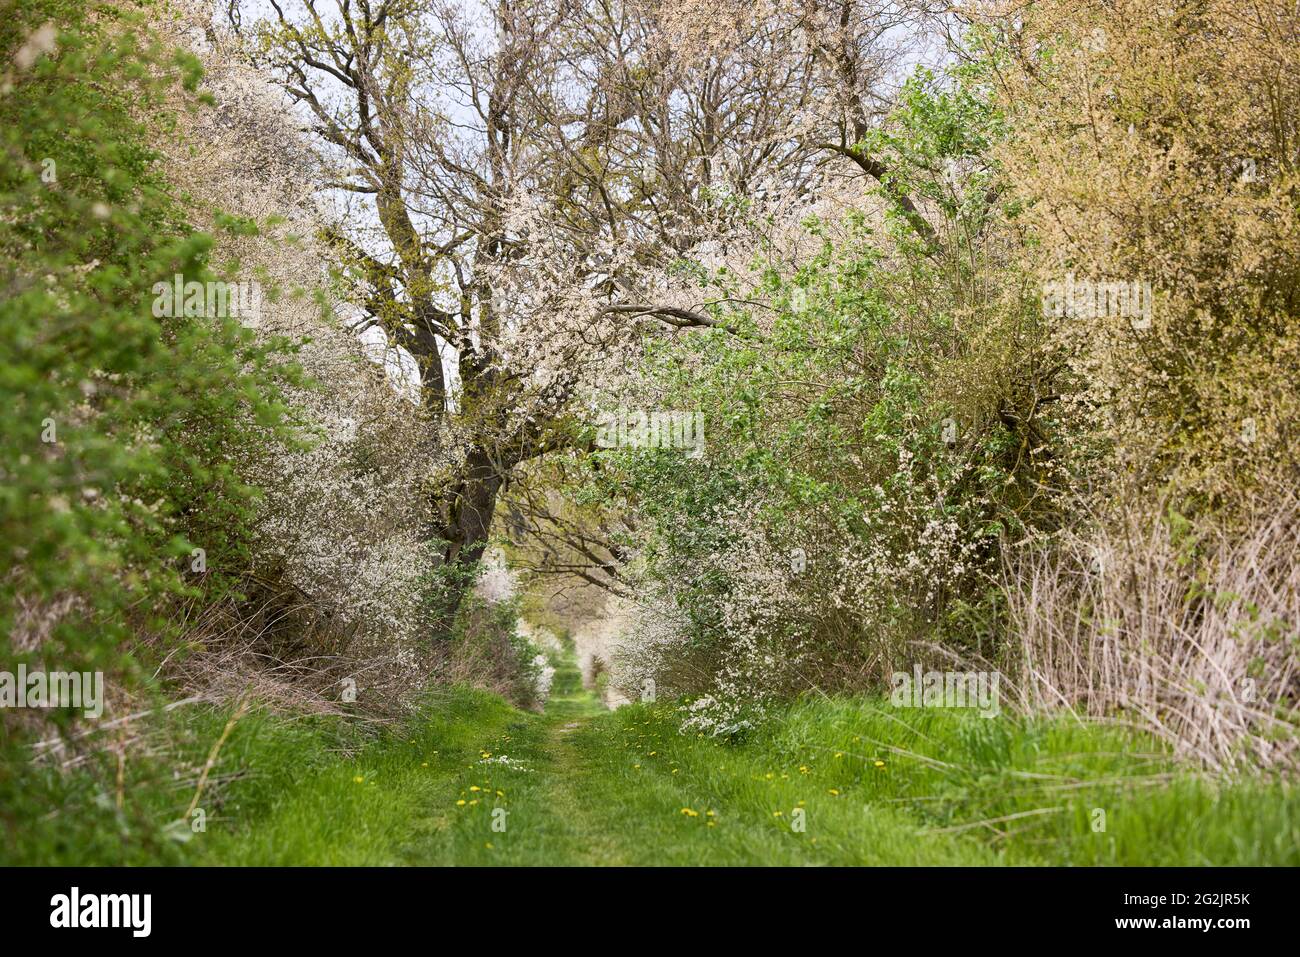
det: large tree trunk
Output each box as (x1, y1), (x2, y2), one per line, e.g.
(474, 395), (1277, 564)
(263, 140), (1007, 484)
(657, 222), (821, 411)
(426, 444), (508, 639)
(444, 445), (505, 567)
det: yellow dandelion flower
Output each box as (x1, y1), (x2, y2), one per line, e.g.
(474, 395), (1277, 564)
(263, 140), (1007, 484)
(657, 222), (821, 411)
(456, 799), (466, 806)
(353, 776), (364, 783)
(469, 786), (481, 792)
(874, 760), (886, 768)
(828, 788), (840, 796)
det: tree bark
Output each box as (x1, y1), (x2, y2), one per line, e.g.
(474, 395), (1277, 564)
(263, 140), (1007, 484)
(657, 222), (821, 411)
(425, 443), (507, 638)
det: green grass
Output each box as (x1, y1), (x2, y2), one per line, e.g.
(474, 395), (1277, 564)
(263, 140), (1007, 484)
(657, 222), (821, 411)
(6, 646), (1297, 865)
(579, 696), (1299, 865)
(1, 687), (517, 866)
(193, 688), (520, 866)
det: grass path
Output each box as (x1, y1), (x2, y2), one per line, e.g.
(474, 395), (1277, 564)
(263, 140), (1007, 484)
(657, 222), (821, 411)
(179, 641), (1299, 867)
(393, 644), (1297, 866)
(404, 652), (655, 865)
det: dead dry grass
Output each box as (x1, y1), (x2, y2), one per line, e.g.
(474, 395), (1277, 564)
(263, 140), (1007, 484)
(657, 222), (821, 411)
(1005, 486), (1300, 771)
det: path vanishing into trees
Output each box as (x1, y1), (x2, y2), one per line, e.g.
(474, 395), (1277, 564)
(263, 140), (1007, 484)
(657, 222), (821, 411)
(394, 648), (997, 866)
(194, 641), (1297, 867)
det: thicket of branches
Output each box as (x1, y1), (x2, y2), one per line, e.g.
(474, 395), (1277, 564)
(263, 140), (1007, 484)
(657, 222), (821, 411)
(1, 0), (1296, 784)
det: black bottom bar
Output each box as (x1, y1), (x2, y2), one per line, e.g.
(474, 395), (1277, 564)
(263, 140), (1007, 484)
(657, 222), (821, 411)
(0, 866), (1281, 943)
